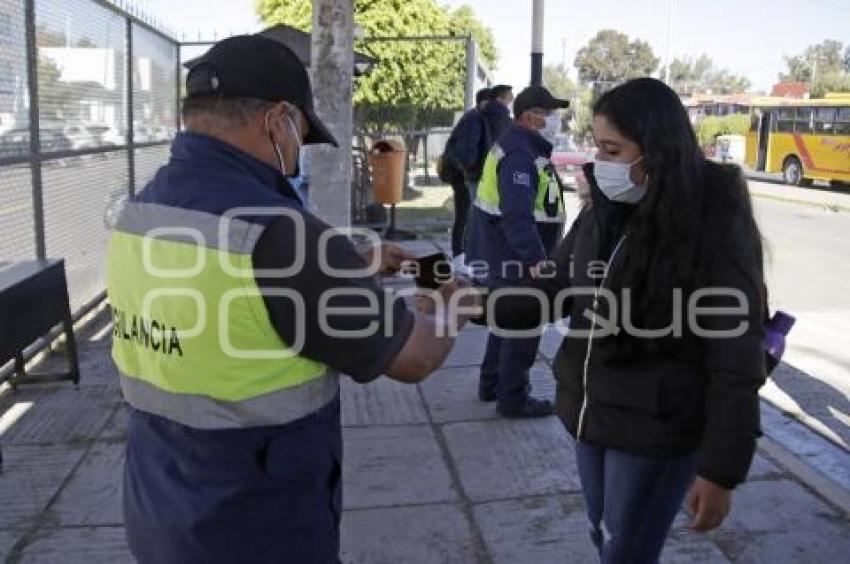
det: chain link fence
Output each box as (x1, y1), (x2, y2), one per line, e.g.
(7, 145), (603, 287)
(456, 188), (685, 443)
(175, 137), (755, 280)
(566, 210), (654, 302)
(0, 8), (492, 309)
(0, 0), (179, 311)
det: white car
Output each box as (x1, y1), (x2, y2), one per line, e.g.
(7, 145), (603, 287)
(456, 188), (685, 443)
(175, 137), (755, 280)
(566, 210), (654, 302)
(152, 125), (173, 142)
(62, 124), (98, 150)
(86, 124), (126, 147)
(134, 125), (155, 143)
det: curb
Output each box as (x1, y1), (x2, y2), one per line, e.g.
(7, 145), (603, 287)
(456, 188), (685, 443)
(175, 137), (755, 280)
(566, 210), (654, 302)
(749, 191), (850, 213)
(758, 435), (850, 516)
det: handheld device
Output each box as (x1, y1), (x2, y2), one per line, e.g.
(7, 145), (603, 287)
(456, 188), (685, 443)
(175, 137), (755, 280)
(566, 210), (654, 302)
(408, 252), (452, 289)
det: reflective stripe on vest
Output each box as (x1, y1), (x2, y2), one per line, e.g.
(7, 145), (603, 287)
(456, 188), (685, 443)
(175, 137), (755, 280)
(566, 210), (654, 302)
(118, 369), (337, 430)
(107, 201), (336, 429)
(474, 143), (565, 223)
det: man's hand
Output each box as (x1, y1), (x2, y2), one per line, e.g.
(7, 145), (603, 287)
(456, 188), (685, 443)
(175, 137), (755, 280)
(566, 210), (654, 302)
(415, 277), (481, 326)
(361, 243), (415, 276)
(686, 477), (732, 532)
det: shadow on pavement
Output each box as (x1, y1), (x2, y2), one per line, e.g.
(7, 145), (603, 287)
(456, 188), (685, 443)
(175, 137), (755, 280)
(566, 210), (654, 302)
(769, 360), (850, 451)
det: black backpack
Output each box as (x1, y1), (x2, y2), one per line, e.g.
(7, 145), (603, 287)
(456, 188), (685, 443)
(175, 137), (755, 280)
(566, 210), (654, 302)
(437, 151), (463, 184)
(443, 111), (493, 180)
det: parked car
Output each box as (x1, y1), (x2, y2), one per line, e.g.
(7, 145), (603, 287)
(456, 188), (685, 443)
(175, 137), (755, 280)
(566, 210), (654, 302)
(0, 128), (29, 158)
(134, 125), (156, 143)
(0, 128), (72, 157)
(152, 125), (173, 142)
(86, 124), (126, 147)
(62, 124), (99, 150)
(550, 135), (595, 186)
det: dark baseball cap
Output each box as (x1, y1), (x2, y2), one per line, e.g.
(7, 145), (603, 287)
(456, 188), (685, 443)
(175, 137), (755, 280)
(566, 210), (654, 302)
(185, 34), (337, 146)
(513, 86), (569, 118)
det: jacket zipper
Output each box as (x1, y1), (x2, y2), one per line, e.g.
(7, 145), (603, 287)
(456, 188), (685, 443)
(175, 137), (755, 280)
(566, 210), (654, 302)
(576, 235), (627, 440)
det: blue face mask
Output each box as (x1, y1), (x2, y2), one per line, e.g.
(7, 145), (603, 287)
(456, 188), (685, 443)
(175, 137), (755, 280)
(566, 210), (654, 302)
(288, 151), (310, 205)
(266, 111), (302, 179)
(593, 156), (646, 204)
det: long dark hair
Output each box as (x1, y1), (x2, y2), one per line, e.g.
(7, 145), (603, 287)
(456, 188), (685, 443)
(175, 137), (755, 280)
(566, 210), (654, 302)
(593, 78), (763, 352)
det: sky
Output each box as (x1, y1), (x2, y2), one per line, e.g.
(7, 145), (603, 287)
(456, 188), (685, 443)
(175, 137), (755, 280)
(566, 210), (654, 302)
(141, 0), (850, 93)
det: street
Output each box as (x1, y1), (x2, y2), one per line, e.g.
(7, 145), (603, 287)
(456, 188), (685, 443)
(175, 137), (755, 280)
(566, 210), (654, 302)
(747, 180), (850, 453)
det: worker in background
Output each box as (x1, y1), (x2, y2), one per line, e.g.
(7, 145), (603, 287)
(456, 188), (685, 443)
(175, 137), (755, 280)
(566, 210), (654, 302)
(440, 87), (492, 259)
(467, 85), (568, 418)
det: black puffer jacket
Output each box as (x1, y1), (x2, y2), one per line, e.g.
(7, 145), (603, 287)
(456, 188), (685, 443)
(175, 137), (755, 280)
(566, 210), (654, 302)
(490, 161), (766, 489)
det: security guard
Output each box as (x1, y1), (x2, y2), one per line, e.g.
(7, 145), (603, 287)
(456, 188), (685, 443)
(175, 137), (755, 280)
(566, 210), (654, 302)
(106, 35), (470, 563)
(467, 85), (568, 418)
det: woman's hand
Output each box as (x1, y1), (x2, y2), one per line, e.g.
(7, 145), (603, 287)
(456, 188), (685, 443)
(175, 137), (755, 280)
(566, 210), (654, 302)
(686, 477), (732, 532)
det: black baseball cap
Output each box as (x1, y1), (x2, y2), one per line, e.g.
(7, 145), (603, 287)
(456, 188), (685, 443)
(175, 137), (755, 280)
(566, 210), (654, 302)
(490, 84), (513, 99)
(185, 34), (337, 146)
(513, 86), (569, 118)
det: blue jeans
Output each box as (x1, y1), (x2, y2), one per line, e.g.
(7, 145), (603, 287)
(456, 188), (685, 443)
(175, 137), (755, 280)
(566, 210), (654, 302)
(480, 332), (540, 409)
(575, 441), (696, 564)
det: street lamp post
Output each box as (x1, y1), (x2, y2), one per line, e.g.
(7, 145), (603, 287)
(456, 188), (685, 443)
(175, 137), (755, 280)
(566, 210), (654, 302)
(530, 0), (544, 86)
(663, 0), (676, 84)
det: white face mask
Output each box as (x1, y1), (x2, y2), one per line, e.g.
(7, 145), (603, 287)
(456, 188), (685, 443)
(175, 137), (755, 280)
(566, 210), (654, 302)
(593, 156), (647, 204)
(540, 112), (560, 143)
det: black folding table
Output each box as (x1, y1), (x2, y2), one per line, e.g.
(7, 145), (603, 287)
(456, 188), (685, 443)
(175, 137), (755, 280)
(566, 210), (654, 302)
(0, 260), (80, 470)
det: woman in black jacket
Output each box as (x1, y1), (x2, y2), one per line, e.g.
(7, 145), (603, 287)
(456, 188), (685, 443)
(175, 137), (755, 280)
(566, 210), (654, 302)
(476, 77), (766, 563)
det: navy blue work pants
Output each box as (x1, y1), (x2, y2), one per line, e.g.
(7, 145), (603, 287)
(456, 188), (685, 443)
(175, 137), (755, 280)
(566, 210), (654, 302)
(124, 398), (342, 564)
(480, 331), (541, 410)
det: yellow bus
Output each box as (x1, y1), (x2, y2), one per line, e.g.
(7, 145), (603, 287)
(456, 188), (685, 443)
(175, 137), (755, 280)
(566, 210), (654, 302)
(746, 93), (850, 187)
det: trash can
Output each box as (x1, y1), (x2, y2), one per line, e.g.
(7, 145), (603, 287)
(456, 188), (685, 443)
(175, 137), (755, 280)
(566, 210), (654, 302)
(369, 139), (407, 205)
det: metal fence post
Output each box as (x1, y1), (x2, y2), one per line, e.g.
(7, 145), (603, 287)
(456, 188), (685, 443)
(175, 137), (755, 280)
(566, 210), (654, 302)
(24, 0), (45, 261)
(126, 17), (136, 197)
(175, 42), (182, 132)
(464, 35), (475, 111)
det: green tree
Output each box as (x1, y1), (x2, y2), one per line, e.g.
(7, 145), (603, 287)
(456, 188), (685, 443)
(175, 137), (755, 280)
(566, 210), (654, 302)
(810, 72), (850, 98)
(780, 39), (845, 83)
(779, 39), (850, 97)
(542, 64), (575, 98)
(574, 30), (659, 85)
(664, 54), (750, 95)
(447, 5), (497, 70)
(666, 54), (713, 94)
(704, 69), (750, 95)
(695, 114), (750, 148)
(541, 64), (596, 136)
(256, 0), (497, 131)
(572, 88), (594, 138)
(542, 64), (580, 134)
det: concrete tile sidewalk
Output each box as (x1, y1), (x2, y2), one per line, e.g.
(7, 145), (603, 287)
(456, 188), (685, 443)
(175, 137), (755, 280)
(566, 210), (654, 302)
(1, 238), (849, 563)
